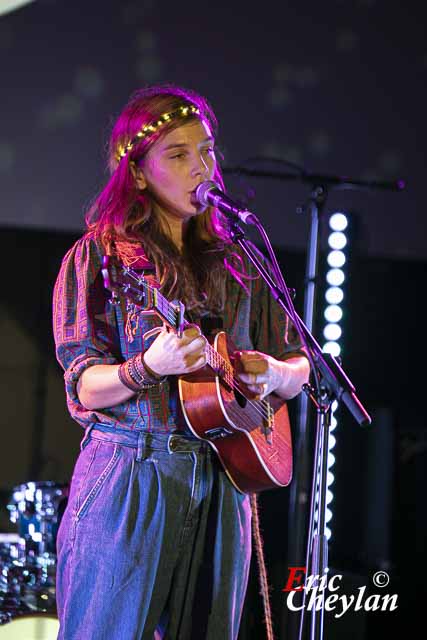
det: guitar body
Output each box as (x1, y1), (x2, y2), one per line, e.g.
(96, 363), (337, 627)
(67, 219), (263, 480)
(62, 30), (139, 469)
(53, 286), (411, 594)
(178, 332), (293, 493)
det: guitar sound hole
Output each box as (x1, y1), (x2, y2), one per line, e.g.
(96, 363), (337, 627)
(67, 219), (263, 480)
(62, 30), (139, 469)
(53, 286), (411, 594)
(234, 389), (247, 408)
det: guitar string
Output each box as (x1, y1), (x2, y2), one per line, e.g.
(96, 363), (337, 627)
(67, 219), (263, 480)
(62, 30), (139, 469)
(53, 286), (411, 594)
(121, 273), (273, 424)
(127, 278), (273, 423)
(156, 293), (273, 424)
(160, 305), (273, 424)
(204, 341), (273, 422)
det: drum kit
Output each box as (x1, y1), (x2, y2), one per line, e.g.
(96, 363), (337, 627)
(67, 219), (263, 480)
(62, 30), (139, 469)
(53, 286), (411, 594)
(0, 481), (68, 639)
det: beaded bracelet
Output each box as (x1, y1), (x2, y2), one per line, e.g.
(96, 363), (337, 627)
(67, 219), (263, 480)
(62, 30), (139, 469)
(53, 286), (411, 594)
(117, 361), (140, 392)
(118, 353), (166, 392)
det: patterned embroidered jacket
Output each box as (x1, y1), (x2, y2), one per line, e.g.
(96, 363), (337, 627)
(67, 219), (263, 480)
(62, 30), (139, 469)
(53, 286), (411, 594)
(53, 233), (303, 434)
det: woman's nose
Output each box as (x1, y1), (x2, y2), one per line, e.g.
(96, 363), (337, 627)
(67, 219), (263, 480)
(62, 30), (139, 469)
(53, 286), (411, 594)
(191, 153), (209, 177)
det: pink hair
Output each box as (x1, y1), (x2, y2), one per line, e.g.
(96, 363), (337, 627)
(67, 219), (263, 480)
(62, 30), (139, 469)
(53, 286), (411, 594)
(85, 84), (252, 309)
(86, 84), (227, 243)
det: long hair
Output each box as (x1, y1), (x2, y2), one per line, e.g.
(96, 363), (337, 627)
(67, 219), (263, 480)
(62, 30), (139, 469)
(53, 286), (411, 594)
(86, 83), (246, 314)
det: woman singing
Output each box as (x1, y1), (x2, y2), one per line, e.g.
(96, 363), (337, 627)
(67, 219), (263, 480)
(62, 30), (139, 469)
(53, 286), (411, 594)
(53, 83), (309, 639)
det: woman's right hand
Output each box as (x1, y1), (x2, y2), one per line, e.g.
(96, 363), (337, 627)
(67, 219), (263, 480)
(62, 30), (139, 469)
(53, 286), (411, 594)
(143, 325), (207, 377)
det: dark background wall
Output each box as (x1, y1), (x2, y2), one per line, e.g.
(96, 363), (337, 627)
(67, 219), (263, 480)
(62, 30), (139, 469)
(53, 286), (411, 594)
(0, 1), (426, 638)
(0, 0), (426, 259)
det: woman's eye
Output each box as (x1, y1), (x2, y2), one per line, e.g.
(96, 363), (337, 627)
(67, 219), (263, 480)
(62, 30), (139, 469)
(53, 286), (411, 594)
(169, 147), (215, 160)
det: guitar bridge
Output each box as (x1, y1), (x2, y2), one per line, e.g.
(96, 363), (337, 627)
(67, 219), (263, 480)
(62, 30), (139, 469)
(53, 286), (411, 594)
(261, 400), (275, 444)
(204, 427), (234, 440)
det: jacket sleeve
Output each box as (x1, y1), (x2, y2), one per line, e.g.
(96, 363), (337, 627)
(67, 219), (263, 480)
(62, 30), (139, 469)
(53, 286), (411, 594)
(52, 233), (121, 413)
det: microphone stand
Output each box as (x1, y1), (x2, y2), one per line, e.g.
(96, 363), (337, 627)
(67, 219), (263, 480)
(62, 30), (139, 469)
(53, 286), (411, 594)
(222, 165), (403, 639)
(285, 183), (325, 640)
(221, 205), (372, 640)
(222, 166), (404, 193)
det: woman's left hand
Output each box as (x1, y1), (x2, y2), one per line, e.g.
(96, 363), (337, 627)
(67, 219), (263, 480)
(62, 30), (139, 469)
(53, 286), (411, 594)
(234, 350), (282, 400)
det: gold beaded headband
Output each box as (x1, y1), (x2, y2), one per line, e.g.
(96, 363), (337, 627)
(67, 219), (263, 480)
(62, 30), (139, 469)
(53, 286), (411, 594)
(117, 104), (201, 160)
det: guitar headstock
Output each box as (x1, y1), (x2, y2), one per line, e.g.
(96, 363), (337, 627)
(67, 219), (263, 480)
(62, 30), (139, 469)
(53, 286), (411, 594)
(102, 255), (153, 310)
(101, 255), (186, 336)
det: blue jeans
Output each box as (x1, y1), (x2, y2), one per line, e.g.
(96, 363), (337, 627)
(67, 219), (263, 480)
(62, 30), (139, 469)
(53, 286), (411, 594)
(56, 425), (252, 639)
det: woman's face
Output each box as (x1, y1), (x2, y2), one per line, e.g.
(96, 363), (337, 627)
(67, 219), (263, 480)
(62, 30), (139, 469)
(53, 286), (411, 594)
(136, 118), (216, 223)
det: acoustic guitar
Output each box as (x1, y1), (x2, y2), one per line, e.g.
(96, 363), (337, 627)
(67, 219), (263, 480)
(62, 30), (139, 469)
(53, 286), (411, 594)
(102, 256), (292, 493)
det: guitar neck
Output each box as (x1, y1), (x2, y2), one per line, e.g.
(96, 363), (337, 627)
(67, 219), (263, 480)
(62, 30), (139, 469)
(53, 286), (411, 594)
(204, 342), (233, 385)
(143, 281), (233, 385)
(102, 257), (234, 386)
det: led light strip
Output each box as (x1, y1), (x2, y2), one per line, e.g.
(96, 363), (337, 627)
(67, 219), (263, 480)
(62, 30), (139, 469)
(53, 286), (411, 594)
(322, 211), (349, 540)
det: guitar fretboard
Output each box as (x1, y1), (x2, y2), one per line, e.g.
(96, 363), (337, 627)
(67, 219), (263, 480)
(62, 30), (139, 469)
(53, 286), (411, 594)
(131, 271), (234, 387)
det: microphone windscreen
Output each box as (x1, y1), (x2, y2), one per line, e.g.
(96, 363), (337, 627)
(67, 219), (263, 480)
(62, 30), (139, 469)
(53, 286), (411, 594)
(194, 181), (219, 206)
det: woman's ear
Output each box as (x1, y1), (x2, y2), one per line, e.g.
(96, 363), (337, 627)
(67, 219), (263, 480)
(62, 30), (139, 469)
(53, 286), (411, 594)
(130, 162), (147, 190)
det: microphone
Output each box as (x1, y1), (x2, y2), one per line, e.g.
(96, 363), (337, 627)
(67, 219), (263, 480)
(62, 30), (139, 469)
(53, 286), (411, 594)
(193, 181), (258, 225)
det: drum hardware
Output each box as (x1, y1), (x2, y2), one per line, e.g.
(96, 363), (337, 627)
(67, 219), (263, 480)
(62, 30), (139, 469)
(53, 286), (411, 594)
(7, 481), (68, 558)
(0, 481), (68, 632)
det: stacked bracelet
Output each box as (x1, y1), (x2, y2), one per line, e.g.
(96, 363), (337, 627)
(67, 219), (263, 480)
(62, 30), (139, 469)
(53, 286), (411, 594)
(118, 353), (166, 392)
